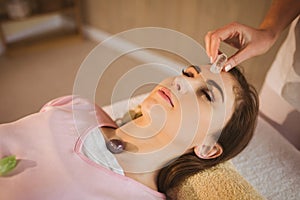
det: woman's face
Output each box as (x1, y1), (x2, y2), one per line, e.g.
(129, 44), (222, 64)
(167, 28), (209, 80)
(141, 65), (237, 149)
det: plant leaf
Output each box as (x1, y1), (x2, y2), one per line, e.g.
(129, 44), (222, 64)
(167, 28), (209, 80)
(0, 155), (17, 176)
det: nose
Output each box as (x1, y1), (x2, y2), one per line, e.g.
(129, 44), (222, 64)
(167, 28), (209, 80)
(172, 76), (189, 94)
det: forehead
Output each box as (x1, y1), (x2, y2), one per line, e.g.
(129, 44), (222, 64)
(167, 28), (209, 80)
(186, 65), (236, 88)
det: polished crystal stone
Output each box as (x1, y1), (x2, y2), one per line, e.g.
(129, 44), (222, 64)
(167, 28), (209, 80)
(106, 139), (125, 154)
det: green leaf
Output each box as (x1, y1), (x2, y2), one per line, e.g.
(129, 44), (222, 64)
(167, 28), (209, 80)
(0, 155), (17, 176)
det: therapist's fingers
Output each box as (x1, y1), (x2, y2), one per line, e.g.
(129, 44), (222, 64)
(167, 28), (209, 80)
(223, 51), (246, 72)
(205, 31), (221, 63)
(205, 23), (244, 63)
(223, 44), (258, 71)
(206, 22), (277, 72)
(205, 31), (213, 62)
(223, 27), (277, 71)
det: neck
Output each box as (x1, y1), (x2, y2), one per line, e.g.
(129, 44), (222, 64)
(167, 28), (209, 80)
(99, 125), (164, 191)
(102, 114), (186, 192)
(117, 113), (165, 139)
(113, 113), (189, 171)
(112, 116), (172, 191)
(115, 114), (171, 151)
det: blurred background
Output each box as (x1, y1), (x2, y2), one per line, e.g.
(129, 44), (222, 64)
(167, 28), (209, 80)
(0, 0), (289, 123)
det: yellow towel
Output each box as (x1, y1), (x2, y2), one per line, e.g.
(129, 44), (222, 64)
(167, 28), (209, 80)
(167, 161), (264, 200)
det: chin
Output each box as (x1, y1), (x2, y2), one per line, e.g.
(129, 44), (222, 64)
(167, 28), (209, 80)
(141, 95), (158, 112)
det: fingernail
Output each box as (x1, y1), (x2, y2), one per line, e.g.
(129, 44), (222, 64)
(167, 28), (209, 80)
(225, 64), (232, 72)
(210, 56), (213, 64)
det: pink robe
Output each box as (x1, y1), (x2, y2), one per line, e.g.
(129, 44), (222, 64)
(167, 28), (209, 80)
(0, 96), (165, 200)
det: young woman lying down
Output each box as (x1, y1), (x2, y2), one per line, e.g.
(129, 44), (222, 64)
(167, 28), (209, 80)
(0, 65), (258, 200)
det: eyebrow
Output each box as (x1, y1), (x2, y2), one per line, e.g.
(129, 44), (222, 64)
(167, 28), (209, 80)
(206, 80), (224, 102)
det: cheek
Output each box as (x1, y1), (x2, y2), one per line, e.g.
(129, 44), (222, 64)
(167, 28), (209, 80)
(194, 103), (212, 143)
(173, 97), (212, 143)
(176, 109), (211, 148)
(224, 98), (235, 124)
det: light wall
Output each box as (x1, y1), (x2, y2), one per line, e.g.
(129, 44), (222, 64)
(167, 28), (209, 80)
(81, 0), (288, 91)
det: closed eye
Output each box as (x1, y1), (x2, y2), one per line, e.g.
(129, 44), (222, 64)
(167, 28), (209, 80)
(200, 88), (215, 102)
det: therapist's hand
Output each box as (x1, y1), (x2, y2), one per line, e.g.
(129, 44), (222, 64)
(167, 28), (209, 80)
(205, 22), (277, 71)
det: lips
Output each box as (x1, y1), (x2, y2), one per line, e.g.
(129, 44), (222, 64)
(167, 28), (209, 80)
(158, 87), (174, 107)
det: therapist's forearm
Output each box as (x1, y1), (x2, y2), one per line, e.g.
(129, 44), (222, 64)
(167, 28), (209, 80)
(259, 0), (300, 40)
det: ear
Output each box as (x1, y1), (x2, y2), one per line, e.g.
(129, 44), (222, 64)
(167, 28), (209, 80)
(194, 143), (223, 159)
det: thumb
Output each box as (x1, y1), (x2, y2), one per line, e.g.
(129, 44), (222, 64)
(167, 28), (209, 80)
(223, 47), (253, 72)
(223, 56), (239, 72)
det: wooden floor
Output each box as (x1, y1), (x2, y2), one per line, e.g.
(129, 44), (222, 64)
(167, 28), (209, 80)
(0, 33), (97, 123)
(0, 31), (157, 124)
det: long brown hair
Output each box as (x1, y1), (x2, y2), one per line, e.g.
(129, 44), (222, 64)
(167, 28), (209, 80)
(157, 67), (259, 196)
